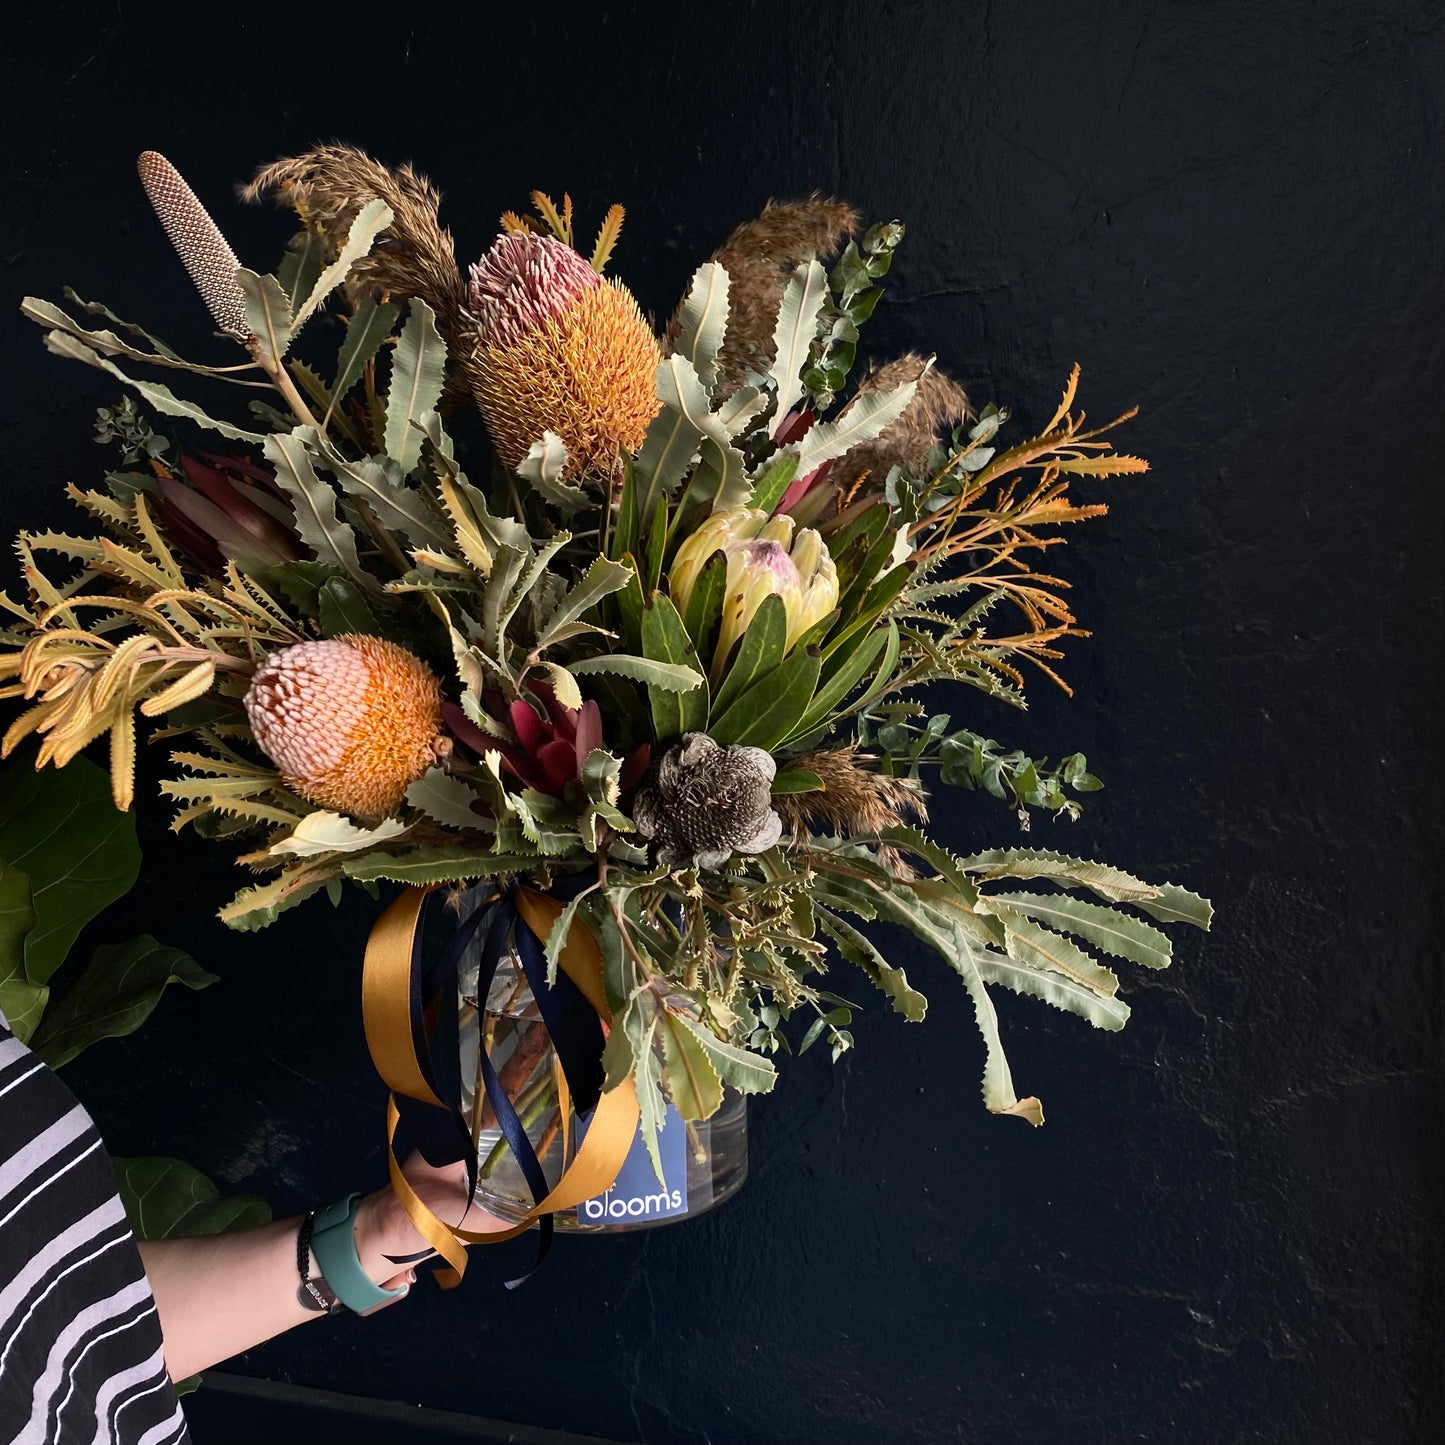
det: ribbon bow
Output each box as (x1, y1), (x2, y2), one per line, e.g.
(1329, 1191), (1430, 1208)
(362, 880), (639, 1287)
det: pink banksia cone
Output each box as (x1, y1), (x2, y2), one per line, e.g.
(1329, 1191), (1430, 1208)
(244, 636), (445, 819)
(466, 232), (660, 479)
(137, 151), (250, 341)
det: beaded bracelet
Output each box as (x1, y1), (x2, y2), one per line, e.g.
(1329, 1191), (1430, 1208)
(295, 1212), (342, 1315)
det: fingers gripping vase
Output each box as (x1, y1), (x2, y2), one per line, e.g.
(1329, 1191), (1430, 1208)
(455, 886), (748, 1232)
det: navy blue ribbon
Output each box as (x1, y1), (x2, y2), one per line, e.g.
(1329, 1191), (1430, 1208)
(386, 876), (603, 1287)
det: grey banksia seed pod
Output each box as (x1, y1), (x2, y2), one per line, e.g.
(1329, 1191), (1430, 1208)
(632, 733), (782, 871)
(136, 151), (250, 341)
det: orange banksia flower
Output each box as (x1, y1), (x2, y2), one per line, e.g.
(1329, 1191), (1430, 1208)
(243, 635), (445, 819)
(466, 232), (659, 479)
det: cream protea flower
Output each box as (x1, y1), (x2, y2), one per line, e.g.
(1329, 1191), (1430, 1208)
(669, 507), (840, 675)
(633, 733), (781, 871)
(243, 636), (445, 820)
(467, 232), (660, 480)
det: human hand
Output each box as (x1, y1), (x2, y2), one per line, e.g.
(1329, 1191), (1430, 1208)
(352, 1151), (516, 1293)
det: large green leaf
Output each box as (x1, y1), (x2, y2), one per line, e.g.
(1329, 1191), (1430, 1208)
(0, 860), (46, 1041)
(0, 755), (141, 985)
(291, 198), (393, 328)
(787, 624), (889, 741)
(331, 296), (398, 404)
(640, 595), (708, 741)
(1132, 883), (1214, 929)
(31, 935), (218, 1069)
(264, 429), (374, 589)
(674, 261), (730, 391)
(536, 557), (633, 651)
(679, 552), (727, 661)
(112, 1156), (271, 1240)
(237, 268), (294, 367)
(960, 847), (1202, 916)
(974, 953), (1132, 1033)
(673, 1012), (777, 1095)
(746, 454), (799, 514)
(405, 769), (489, 832)
(708, 593), (787, 718)
(986, 906), (1120, 998)
(569, 654), (704, 693)
(324, 448), (449, 551)
(708, 644), (820, 750)
(316, 576), (390, 639)
(632, 355), (714, 537)
(658, 1009), (723, 1121)
(383, 299), (447, 474)
(767, 259), (828, 431)
(793, 370), (922, 474)
(987, 891), (1173, 970)
(816, 905), (928, 1021)
(43, 332), (265, 443)
(276, 229), (325, 317)
(342, 848), (547, 884)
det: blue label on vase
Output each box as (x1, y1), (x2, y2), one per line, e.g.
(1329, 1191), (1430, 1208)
(575, 1099), (688, 1224)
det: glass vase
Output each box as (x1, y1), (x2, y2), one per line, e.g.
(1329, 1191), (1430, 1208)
(455, 897), (748, 1233)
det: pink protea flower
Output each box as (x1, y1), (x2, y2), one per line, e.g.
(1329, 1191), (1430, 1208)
(465, 230), (660, 479)
(244, 636), (445, 819)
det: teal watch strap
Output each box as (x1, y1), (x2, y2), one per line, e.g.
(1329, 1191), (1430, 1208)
(309, 1193), (406, 1314)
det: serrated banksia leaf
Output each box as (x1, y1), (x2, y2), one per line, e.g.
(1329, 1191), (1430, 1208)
(467, 231), (659, 480)
(136, 151), (250, 341)
(244, 636), (445, 819)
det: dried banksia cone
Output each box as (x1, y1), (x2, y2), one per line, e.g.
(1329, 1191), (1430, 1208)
(832, 354), (973, 493)
(466, 232), (660, 480)
(632, 733), (781, 871)
(244, 636), (445, 820)
(137, 151), (249, 341)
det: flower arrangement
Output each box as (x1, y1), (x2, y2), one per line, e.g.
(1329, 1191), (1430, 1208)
(1, 149), (1209, 1231)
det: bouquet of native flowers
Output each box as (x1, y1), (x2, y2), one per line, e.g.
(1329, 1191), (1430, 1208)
(1, 148), (1209, 1262)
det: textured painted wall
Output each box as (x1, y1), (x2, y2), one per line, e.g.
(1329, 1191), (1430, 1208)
(3, 2), (1441, 1442)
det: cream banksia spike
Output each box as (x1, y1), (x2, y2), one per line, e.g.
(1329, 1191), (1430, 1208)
(467, 232), (659, 479)
(244, 636), (445, 820)
(136, 151), (250, 341)
(669, 507), (839, 676)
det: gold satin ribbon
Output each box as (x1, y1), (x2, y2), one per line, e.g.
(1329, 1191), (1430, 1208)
(362, 883), (639, 1285)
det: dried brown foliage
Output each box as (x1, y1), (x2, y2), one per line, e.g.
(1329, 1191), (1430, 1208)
(669, 197), (859, 394)
(833, 353), (973, 493)
(775, 743), (928, 839)
(242, 145), (472, 393)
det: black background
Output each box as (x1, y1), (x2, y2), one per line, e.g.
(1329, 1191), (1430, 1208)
(4, 3), (1442, 1443)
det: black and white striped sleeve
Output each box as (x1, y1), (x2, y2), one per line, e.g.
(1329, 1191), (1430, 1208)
(1, 1016), (189, 1445)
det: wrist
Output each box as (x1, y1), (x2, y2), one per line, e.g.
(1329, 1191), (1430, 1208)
(352, 1188), (429, 1285)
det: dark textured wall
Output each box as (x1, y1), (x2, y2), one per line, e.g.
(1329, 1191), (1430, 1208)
(4, 3), (1442, 1442)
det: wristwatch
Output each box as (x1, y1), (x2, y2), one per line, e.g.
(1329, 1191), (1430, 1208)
(304, 1192), (408, 1315)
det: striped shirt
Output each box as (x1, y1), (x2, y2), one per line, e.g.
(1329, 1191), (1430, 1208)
(1, 1012), (188, 1444)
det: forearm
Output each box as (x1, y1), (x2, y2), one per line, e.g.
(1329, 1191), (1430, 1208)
(136, 1192), (419, 1381)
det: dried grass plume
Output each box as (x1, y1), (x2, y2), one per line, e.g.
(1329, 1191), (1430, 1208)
(674, 197), (858, 395)
(832, 353), (973, 492)
(775, 743), (928, 849)
(242, 144), (470, 388)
